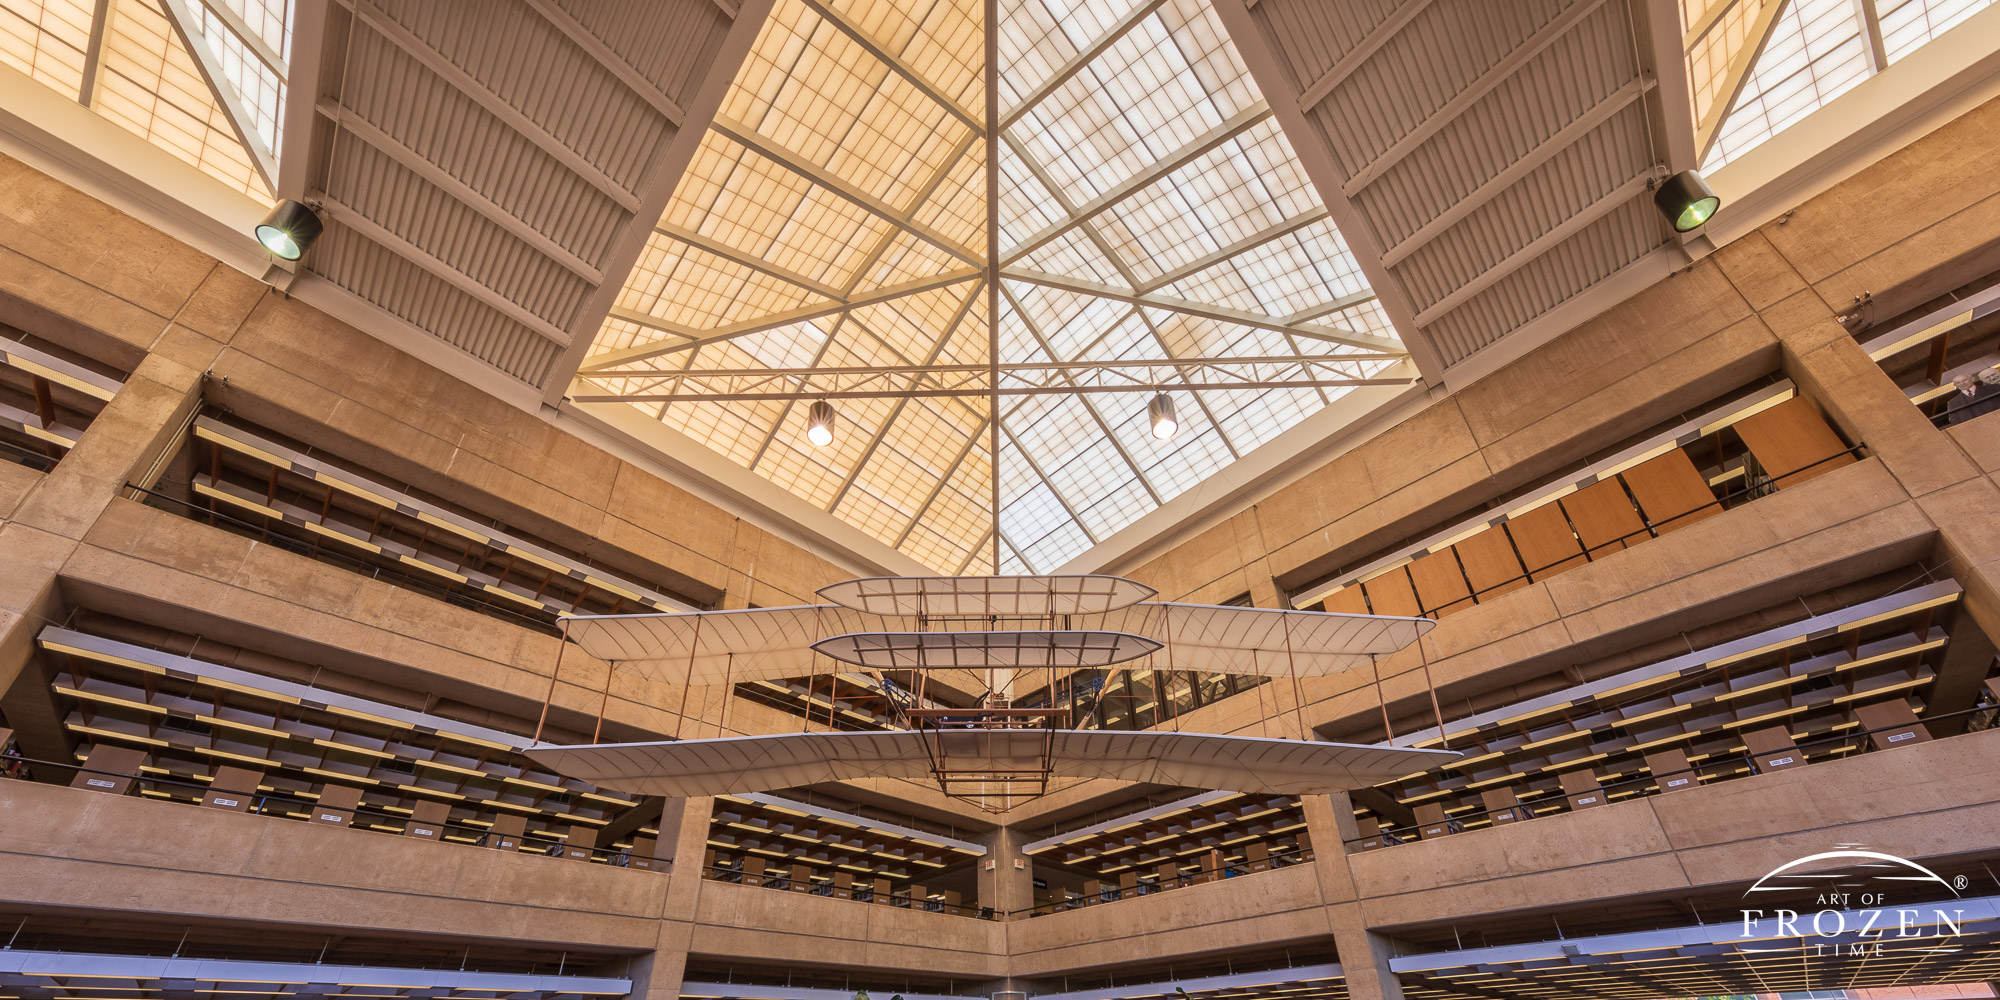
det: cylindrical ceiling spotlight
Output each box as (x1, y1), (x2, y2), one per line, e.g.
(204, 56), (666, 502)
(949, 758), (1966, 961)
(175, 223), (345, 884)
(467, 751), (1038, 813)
(254, 199), (324, 260)
(1147, 392), (1178, 440)
(806, 400), (837, 447)
(1653, 170), (1721, 233)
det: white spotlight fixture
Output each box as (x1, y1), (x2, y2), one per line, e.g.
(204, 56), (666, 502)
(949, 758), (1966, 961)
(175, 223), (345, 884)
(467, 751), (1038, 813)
(806, 400), (836, 447)
(1147, 392), (1178, 440)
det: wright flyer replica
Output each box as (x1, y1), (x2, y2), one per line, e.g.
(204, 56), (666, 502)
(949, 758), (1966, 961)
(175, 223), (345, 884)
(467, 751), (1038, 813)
(527, 574), (1458, 811)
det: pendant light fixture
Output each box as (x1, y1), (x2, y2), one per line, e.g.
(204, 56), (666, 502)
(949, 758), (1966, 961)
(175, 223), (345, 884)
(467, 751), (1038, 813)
(1148, 392), (1178, 440)
(806, 400), (837, 447)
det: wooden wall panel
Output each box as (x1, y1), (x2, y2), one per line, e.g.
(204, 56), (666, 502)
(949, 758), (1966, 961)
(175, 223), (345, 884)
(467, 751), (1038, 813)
(1454, 525), (1527, 599)
(1363, 566), (1421, 617)
(1322, 586), (1369, 615)
(1406, 550), (1472, 616)
(1504, 504), (1585, 581)
(1734, 397), (1856, 487)
(1622, 449), (1718, 533)
(1561, 478), (1649, 554)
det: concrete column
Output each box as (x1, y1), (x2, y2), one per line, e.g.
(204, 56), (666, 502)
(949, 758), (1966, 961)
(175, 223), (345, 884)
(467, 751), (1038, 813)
(663, 796), (714, 920)
(976, 825), (1034, 918)
(1328, 903), (1409, 1000)
(1780, 328), (1981, 499)
(625, 921), (694, 1000)
(1, 354), (201, 707)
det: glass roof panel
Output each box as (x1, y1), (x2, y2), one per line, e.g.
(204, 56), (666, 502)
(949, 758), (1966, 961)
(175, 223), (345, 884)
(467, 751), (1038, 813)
(1700, 0), (1997, 170)
(581, 0), (1409, 574)
(3, 0), (286, 196)
(2, 0), (94, 96)
(97, 0), (265, 195)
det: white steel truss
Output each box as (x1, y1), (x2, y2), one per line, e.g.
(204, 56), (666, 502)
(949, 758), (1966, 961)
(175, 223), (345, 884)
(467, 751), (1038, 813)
(569, 0), (1420, 575)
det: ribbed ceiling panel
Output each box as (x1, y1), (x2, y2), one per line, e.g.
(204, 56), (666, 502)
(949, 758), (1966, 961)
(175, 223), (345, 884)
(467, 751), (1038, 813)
(1244, 0), (1672, 372)
(325, 138), (596, 330)
(370, 0), (670, 194)
(336, 31), (631, 263)
(313, 222), (563, 385)
(548, 0), (734, 102)
(294, 0), (733, 390)
(1418, 197), (1658, 366)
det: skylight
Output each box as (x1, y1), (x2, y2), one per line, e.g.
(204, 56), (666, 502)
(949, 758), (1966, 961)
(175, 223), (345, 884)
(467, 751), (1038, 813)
(574, 0), (1411, 575)
(1691, 0), (1998, 169)
(0, 0), (287, 196)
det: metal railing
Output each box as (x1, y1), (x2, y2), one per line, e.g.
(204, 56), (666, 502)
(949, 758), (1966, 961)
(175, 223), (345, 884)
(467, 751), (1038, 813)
(1, 756), (668, 870)
(1011, 847), (1316, 918)
(129, 485), (563, 635)
(1346, 706), (1989, 850)
(700, 864), (993, 918)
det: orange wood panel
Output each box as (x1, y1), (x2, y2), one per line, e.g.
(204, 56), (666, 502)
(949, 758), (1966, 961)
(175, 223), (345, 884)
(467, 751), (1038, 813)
(1504, 504), (1585, 581)
(1733, 396), (1856, 487)
(1321, 586), (1369, 616)
(1621, 448), (1719, 533)
(1560, 478), (1650, 555)
(1362, 566), (1421, 618)
(1453, 525), (1528, 599)
(1406, 550), (1472, 615)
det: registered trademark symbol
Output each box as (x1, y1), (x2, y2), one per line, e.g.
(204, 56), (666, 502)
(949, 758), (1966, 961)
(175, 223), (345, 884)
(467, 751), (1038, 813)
(1955, 876), (1968, 890)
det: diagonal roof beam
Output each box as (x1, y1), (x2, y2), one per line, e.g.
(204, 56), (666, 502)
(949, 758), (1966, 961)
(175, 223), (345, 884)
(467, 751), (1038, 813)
(582, 268), (981, 368)
(841, 126), (980, 297)
(346, 0), (640, 212)
(1693, 0), (1791, 162)
(796, 0), (982, 132)
(711, 115), (985, 268)
(1001, 132), (1246, 459)
(998, 420), (1099, 546)
(1296, 0), (1435, 112)
(1208, 0), (1443, 383)
(1380, 73), (1654, 267)
(827, 279), (988, 512)
(1001, 101), (1273, 265)
(1000, 0), (1167, 128)
(657, 221), (847, 301)
(894, 418), (990, 548)
(1002, 267), (1407, 353)
(161, 0), (278, 193)
(1638, 0), (1698, 174)
(1340, 0), (1611, 196)
(1137, 207), (1331, 293)
(540, 0), (772, 405)
(519, 0), (686, 125)
(275, 0), (328, 200)
(198, 0), (287, 74)
(1283, 289), (1378, 326)
(75, 0), (111, 106)
(1001, 284), (1162, 505)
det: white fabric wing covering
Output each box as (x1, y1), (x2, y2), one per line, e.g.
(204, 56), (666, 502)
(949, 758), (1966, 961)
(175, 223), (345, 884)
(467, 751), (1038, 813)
(563, 601), (1431, 686)
(811, 630), (1162, 669)
(525, 730), (1457, 799)
(818, 574), (1157, 616)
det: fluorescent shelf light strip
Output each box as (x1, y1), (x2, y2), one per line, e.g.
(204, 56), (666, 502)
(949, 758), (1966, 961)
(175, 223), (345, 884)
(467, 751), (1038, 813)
(191, 418), (691, 612)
